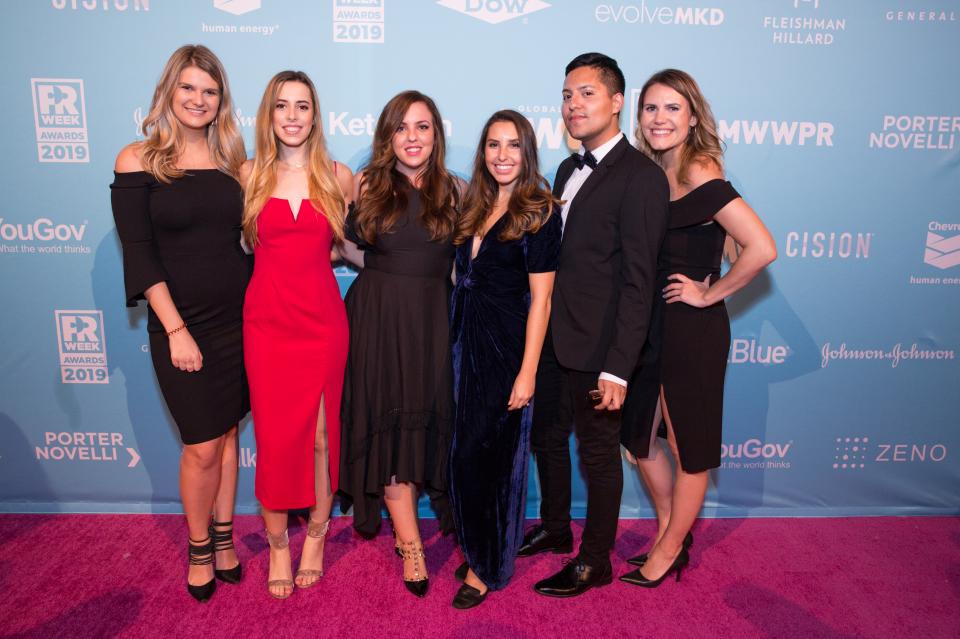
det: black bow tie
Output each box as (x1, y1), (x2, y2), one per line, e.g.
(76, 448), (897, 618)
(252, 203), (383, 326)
(571, 150), (598, 170)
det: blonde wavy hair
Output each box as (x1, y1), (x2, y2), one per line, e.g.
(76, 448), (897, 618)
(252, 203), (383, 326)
(139, 44), (245, 182)
(242, 71), (345, 248)
(634, 69), (724, 185)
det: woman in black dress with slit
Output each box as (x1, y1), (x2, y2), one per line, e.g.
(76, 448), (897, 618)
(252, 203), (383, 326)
(110, 45), (249, 602)
(619, 69), (776, 587)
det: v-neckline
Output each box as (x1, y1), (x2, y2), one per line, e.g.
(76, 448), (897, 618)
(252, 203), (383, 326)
(470, 213), (506, 262)
(272, 197), (305, 222)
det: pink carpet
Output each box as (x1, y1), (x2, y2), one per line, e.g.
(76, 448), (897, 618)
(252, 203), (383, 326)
(0, 515), (957, 638)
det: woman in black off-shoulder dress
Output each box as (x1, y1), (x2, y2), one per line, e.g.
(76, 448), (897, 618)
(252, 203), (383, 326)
(110, 45), (249, 603)
(619, 69), (777, 587)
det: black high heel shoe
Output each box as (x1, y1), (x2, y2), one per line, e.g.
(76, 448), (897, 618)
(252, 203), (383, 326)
(398, 540), (429, 598)
(619, 547), (689, 588)
(626, 531), (693, 567)
(187, 535), (216, 603)
(210, 519), (242, 584)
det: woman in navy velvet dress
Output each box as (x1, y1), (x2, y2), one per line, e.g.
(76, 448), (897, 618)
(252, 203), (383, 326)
(448, 110), (561, 609)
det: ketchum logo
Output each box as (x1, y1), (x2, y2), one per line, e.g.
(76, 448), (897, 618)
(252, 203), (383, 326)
(924, 221), (960, 269)
(437, 0), (550, 24)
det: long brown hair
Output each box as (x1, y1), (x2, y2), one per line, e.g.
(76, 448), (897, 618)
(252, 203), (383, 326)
(140, 44), (245, 182)
(354, 91), (458, 245)
(634, 69), (724, 185)
(456, 110), (559, 244)
(242, 71), (346, 248)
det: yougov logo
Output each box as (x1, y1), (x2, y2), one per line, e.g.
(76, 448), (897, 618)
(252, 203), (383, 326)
(0, 217), (91, 256)
(437, 0), (551, 25)
(55, 310), (109, 384)
(720, 438), (792, 470)
(36, 431), (140, 467)
(31, 78), (89, 163)
(334, 0), (385, 43)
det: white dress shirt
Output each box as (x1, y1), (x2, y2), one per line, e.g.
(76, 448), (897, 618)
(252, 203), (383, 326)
(558, 132), (629, 388)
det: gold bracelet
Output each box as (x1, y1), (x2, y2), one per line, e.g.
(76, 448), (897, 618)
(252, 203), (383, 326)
(166, 323), (187, 336)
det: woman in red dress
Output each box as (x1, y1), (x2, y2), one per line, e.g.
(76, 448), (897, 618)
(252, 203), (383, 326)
(241, 71), (353, 599)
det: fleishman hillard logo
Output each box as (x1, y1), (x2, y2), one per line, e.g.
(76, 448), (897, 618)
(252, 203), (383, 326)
(55, 310), (109, 383)
(31, 78), (89, 163)
(437, 0), (550, 24)
(214, 0), (260, 14)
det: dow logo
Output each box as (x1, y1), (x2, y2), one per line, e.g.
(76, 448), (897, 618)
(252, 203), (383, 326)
(31, 78), (89, 163)
(214, 0), (261, 14)
(437, 0), (550, 24)
(55, 310), (109, 384)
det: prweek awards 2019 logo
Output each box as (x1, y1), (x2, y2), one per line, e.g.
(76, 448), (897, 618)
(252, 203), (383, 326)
(31, 78), (89, 163)
(55, 310), (109, 384)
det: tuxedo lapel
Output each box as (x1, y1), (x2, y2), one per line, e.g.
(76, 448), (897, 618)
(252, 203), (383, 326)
(564, 137), (630, 234)
(553, 159), (575, 197)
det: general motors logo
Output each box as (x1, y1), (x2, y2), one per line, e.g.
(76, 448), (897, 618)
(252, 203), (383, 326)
(437, 0), (550, 24)
(924, 231), (960, 269)
(214, 0), (261, 15)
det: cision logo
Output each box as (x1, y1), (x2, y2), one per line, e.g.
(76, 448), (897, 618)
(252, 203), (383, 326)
(31, 78), (89, 163)
(333, 0), (384, 43)
(437, 0), (550, 24)
(784, 231), (871, 259)
(203, 0), (278, 36)
(594, 2), (724, 26)
(0, 217), (91, 256)
(719, 119), (834, 147)
(833, 436), (947, 470)
(55, 310), (109, 384)
(820, 342), (955, 369)
(762, 0), (845, 46)
(868, 115), (958, 151)
(51, 0), (150, 10)
(35, 431), (140, 467)
(720, 438), (792, 470)
(910, 221), (960, 286)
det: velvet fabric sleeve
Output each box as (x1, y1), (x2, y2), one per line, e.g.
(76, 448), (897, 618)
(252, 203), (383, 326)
(110, 171), (168, 307)
(523, 208), (562, 273)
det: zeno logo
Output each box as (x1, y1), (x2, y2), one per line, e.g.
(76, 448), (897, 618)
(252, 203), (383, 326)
(436, 0), (550, 25)
(833, 436), (948, 469)
(214, 0), (260, 15)
(55, 310), (109, 384)
(594, 2), (724, 26)
(31, 78), (89, 163)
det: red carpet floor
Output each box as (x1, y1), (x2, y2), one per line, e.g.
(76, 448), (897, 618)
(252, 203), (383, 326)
(0, 515), (957, 639)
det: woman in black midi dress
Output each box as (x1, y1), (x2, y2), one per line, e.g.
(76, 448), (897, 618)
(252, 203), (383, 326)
(619, 70), (777, 587)
(110, 46), (249, 603)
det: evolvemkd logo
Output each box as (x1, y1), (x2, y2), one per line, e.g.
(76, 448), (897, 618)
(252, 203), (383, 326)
(55, 310), (108, 384)
(925, 222), (960, 270)
(437, 0), (550, 24)
(31, 78), (89, 163)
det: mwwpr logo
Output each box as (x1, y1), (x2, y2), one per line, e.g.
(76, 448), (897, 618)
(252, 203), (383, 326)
(437, 0), (550, 24)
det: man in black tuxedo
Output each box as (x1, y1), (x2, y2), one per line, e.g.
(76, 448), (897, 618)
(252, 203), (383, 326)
(519, 53), (668, 597)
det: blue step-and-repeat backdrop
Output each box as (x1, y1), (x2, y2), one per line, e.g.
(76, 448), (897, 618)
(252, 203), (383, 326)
(1, 0), (958, 517)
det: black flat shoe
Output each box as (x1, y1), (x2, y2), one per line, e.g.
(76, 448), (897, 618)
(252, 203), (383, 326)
(187, 535), (216, 603)
(626, 531), (693, 567)
(210, 519), (242, 584)
(533, 558), (612, 598)
(452, 583), (489, 609)
(517, 524), (573, 558)
(620, 547), (689, 588)
(455, 561), (468, 582)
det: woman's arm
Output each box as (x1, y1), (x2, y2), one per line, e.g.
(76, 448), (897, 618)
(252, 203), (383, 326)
(507, 271), (555, 410)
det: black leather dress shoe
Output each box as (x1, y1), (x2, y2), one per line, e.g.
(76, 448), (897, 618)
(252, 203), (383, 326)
(452, 583), (489, 609)
(517, 525), (573, 558)
(533, 559), (612, 598)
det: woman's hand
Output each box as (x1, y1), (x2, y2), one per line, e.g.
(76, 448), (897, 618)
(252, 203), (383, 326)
(663, 273), (711, 308)
(169, 330), (203, 372)
(507, 369), (535, 411)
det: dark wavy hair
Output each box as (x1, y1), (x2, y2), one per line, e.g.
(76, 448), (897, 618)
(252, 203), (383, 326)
(456, 110), (560, 245)
(354, 90), (459, 244)
(565, 52), (626, 97)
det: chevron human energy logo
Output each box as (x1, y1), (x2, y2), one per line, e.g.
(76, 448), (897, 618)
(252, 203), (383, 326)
(214, 0), (261, 15)
(437, 0), (550, 24)
(924, 223), (960, 269)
